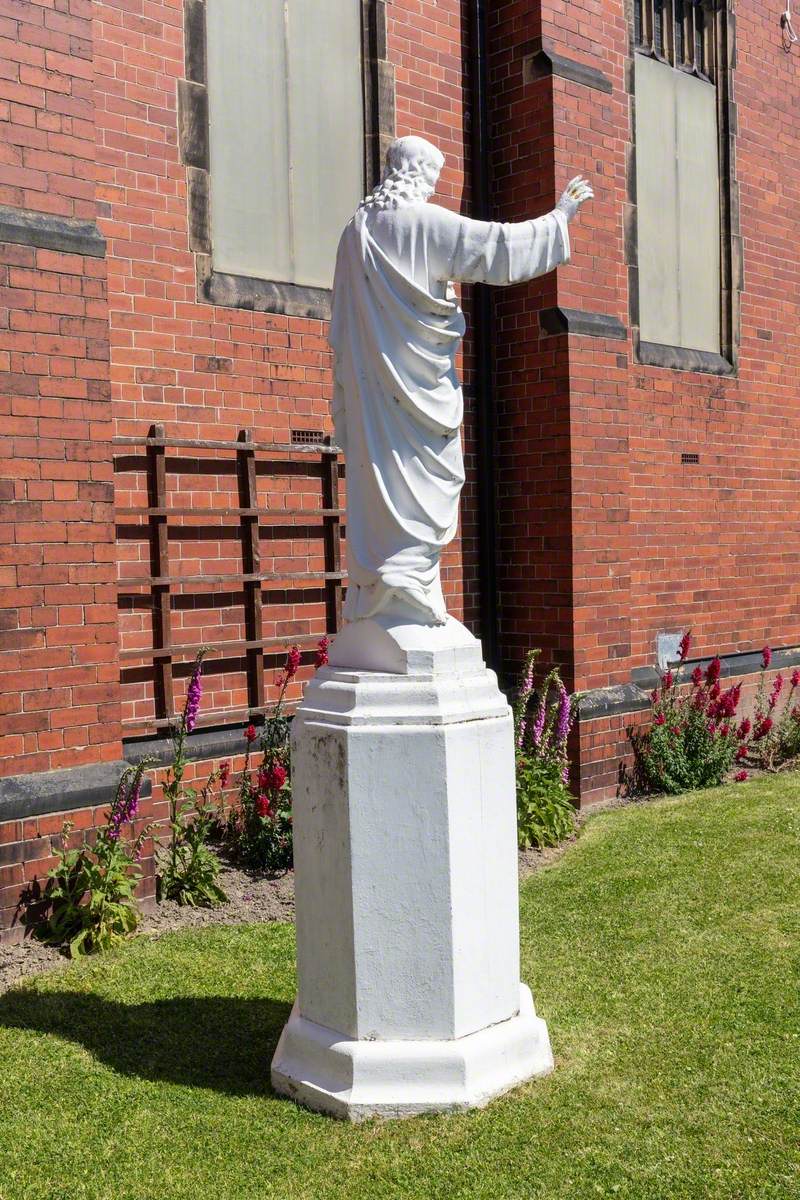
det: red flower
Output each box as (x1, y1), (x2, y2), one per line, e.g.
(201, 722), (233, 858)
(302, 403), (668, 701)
(713, 685), (740, 721)
(265, 762), (288, 791)
(768, 674), (784, 710)
(650, 688), (659, 704)
(255, 793), (272, 818)
(654, 712), (666, 725)
(734, 770), (748, 783)
(707, 722), (717, 736)
(720, 724), (730, 737)
(219, 761), (231, 788)
(737, 717), (751, 739)
(662, 670), (674, 691)
(244, 724), (257, 744)
(285, 644), (302, 679)
(691, 666), (704, 687)
(678, 631), (692, 662)
(708, 682), (721, 701)
(762, 645), (772, 669)
(754, 717), (773, 740)
(315, 635), (330, 669)
(706, 658), (722, 686)
(670, 726), (681, 736)
(736, 744), (748, 762)
(791, 669), (800, 689)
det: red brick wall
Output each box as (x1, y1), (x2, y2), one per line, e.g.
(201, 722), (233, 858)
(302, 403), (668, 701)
(5, 0), (800, 809)
(622, 2), (800, 672)
(0, 0), (121, 777)
(89, 0), (475, 733)
(548, 0), (800, 694)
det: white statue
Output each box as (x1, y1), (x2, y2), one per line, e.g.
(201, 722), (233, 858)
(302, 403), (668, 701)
(330, 135), (592, 626)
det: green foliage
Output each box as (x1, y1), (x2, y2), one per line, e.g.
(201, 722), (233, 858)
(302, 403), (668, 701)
(216, 639), (330, 873)
(514, 649), (578, 849)
(220, 781), (293, 873)
(218, 711), (293, 873)
(37, 761), (152, 958)
(157, 800), (227, 908)
(633, 707), (738, 794)
(629, 635), (750, 795)
(515, 756), (577, 849)
(156, 649), (227, 908)
(745, 654), (800, 772)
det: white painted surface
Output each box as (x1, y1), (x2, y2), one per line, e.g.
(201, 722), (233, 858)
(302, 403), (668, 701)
(272, 617), (553, 1118)
(207, 0), (291, 282)
(635, 54), (721, 353)
(271, 984), (554, 1121)
(206, 0), (363, 288)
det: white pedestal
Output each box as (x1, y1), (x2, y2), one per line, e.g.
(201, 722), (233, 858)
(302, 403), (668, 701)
(270, 616), (554, 1120)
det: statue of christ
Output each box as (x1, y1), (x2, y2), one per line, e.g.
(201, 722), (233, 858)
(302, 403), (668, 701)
(330, 135), (592, 626)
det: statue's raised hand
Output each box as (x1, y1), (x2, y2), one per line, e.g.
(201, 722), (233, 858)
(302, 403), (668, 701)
(556, 176), (593, 222)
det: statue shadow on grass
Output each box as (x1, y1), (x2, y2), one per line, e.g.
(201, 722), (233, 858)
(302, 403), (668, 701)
(0, 988), (292, 1097)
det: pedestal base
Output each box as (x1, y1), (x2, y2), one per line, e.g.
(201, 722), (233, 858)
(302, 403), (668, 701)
(271, 984), (553, 1121)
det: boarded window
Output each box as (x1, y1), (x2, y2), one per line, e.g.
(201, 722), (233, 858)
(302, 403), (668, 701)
(206, 0), (365, 290)
(634, 52), (721, 354)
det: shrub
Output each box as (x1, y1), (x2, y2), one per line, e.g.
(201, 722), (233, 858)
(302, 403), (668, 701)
(745, 648), (800, 771)
(631, 633), (747, 794)
(218, 636), (329, 871)
(156, 649), (227, 907)
(37, 759), (153, 957)
(513, 650), (578, 849)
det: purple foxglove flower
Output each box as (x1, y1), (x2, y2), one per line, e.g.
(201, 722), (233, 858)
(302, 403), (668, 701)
(532, 700), (546, 747)
(184, 662), (203, 733)
(556, 684), (571, 747)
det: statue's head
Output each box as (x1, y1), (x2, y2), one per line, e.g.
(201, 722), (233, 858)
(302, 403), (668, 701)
(360, 135), (444, 211)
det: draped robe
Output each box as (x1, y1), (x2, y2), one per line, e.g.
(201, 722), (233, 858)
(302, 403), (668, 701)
(330, 201), (570, 625)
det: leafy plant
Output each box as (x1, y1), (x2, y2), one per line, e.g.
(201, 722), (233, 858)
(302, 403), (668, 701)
(219, 636), (329, 871)
(631, 633), (748, 794)
(744, 647), (800, 771)
(37, 759), (153, 957)
(514, 650), (578, 849)
(156, 650), (227, 907)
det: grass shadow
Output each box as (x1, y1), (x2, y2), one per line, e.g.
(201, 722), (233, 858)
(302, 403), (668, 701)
(0, 988), (291, 1097)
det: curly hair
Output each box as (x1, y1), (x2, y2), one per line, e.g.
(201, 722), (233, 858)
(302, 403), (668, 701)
(358, 135), (443, 211)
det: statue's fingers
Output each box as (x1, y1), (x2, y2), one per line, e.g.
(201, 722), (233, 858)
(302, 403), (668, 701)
(566, 175), (583, 191)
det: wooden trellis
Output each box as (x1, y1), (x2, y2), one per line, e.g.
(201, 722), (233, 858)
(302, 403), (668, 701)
(114, 423), (344, 734)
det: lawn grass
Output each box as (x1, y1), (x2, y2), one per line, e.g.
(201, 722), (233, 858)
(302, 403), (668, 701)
(0, 775), (798, 1200)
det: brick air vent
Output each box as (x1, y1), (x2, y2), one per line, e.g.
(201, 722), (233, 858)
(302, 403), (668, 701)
(681, 453), (700, 465)
(291, 429), (324, 445)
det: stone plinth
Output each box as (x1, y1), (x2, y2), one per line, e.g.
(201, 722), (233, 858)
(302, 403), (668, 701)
(270, 616), (553, 1119)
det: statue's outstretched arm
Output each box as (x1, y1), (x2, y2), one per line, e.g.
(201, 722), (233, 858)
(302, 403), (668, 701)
(436, 176), (593, 288)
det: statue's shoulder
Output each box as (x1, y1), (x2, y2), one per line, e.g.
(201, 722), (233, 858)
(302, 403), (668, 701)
(387, 201), (462, 237)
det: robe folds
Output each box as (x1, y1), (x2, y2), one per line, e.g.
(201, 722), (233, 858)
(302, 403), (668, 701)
(330, 201), (570, 625)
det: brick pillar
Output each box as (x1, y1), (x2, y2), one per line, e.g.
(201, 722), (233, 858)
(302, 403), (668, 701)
(490, 1), (574, 687)
(489, 1), (633, 801)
